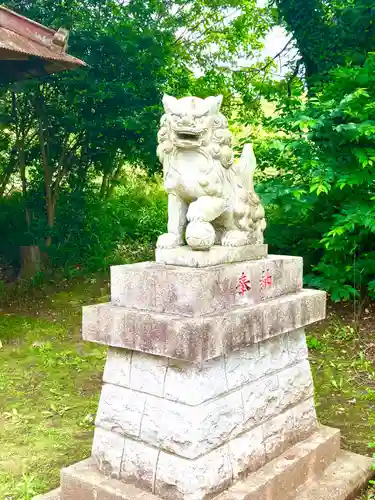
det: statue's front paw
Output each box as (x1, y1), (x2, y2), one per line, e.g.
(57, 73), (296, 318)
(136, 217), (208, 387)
(187, 202), (204, 222)
(156, 233), (184, 249)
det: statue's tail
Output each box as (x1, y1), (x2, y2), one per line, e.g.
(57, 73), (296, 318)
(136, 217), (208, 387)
(237, 143), (257, 193)
(233, 143), (266, 240)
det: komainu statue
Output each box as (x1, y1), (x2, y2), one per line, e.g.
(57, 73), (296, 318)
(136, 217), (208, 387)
(156, 94), (266, 251)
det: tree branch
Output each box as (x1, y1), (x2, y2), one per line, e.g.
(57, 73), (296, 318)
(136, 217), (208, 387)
(287, 59), (303, 96)
(226, 37), (294, 74)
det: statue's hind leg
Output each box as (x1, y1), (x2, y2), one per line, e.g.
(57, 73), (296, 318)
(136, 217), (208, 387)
(216, 211), (253, 247)
(221, 230), (252, 247)
(220, 212), (253, 247)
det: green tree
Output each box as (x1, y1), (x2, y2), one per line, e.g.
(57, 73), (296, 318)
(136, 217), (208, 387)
(0, 0), (276, 268)
(256, 54), (375, 301)
(273, 0), (375, 89)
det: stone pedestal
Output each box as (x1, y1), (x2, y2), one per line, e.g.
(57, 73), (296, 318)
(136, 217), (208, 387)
(35, 253), (373, 500)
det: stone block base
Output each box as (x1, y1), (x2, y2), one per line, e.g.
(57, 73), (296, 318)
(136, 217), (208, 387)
(90, 328), (318, 499)
(34, 427), (374, 500)
(155, 244), (268, 267)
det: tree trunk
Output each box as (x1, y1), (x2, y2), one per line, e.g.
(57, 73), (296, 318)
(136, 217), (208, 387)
(18, 137), (31, 229)
(275, 0), (336, 88)
(35, 86), (55, 247)
(0, 170), (12, 198)
(19, 245), (41, 279)
(100, 172), (109, 199)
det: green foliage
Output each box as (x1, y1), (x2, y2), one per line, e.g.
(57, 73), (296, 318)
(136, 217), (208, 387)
(273, 0), (375, 88)
(306, 335), (322, 351)
(0, 169), (167, 273)
(0, 0), (276, 268)
(255, 53), (375, 301)
(48, 171), (167, 271)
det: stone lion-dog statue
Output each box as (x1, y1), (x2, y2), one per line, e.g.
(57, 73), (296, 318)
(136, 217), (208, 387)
(156, 94), (266, 251)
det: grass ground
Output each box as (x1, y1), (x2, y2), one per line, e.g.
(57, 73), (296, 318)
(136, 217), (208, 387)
(0, 274), (375, 499)
(0, 275), (109, 500)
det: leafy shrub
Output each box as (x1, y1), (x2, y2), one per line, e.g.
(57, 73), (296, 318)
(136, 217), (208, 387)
(254, 54), (375, 301)
(0, 170), (167, 274)
(0, 193), (30, 269)
(49, 172), (167, 271)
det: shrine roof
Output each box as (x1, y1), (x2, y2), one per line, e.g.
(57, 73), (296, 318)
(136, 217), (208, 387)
(0, 5), (86, 83)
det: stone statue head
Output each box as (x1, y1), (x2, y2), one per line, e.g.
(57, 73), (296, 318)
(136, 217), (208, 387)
(159, 94), (230, 150)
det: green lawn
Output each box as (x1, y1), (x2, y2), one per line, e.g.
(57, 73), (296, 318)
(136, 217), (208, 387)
(0, 275), (374, 499)
(0, 276), (109, 500)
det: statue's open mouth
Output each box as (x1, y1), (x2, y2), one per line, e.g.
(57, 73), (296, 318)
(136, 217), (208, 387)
(175, 129), (202, 142)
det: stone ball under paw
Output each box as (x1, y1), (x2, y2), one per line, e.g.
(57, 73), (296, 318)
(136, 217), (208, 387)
(185, 221), (215, 250)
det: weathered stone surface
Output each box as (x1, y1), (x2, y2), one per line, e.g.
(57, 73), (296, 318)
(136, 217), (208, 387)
(92, 427), (124, 479)
(295, 450), (374, 500)
(164, 356), (228, 405)
(59, 458), (156, 500)
(95, 375), (314, 461)
(155, 244), (268, 268)
(224, 329), (306, 391)
(227, 426), (266, 480)
(293, 398), (318, 442)
(130, 352), (168, 398)
(150, 389), (244, 457)
(121, 439), (159, 491)
(258, 333), (290, 375)
(224, 333), (291, 392)
(111, 255), (302, 316)
(83, 289), (326, 362)
(277, 360), (315, 409)
(215, 426), (342, 500)
(262, 407), (295, 461)
(155, 444), (233, 500)
(95, 384), (146, 437)
(224, 342), (259, 391)
(33, 488), (60, 500)
(96, 385), (244, 458)
(139, 395), (197, 457)
(262, 398), (317, 463)
(103, 348), (132, 387)
(287, 328), (308, 364)
(102, 329), (308, 404)
(241, 360), (314, 429)
(92, 328), (317, 483)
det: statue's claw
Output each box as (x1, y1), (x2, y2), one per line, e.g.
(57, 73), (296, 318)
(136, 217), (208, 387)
(156, 233), (184, 249)
(221, 230), (252, 247)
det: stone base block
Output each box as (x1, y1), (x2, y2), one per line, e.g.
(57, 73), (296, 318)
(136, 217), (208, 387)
(83, 289), (325, 362)
(90, 329), (318, 496)
(155, 244), (268, 268)
(33, 489), (60, 500)
(110, 255), (303, 317)
(34, 427), (373, 500)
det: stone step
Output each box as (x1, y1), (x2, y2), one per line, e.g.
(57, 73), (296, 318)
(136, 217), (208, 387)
(293, 450), (373, 500)
(34, 426), (345, 500)
(215, 425), (341, 500)
(33, 450), (373, 500)
(33, 488), (60, 500)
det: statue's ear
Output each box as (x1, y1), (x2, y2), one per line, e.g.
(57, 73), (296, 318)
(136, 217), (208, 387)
(162, 94), (178, 114)
(205, 95), (223, 114)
